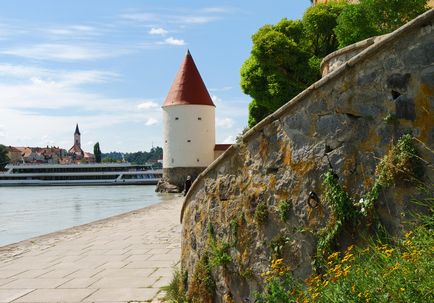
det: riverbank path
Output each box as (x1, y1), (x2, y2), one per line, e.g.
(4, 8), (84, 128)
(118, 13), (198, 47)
(0, 196), (182, 303)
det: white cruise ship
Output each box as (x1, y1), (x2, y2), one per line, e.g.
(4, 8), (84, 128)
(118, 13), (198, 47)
(0, 163), (162, 186)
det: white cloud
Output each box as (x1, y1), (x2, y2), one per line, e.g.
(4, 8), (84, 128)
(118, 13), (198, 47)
(209, 86), (233, 92)
(137, 101), (159, 109)
(149, 27), (168, 36)
(163, 37), (186, 46)
(216, 117), (234, 129)
(0, 125), (5, 138)
(145, 117), (159, 126)
(222, 135), (235, 144)
(174, 15), (219, 24)
(201, 7), (230, 14)
(121, 11), (221, 26)
(211, 94), (222, 104)
(120, 13), (156, 22)
(0, 22), (29, 40)
(1, 43), (128, 61)
(46, 25), (99, 37)
(0, 64), (49, 79)
(0, 64), (118, 87)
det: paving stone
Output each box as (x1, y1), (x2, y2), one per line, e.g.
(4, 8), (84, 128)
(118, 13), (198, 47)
(149, 268), (173, 277)
(63, 268), (105, 279)
(152, 276), (172, 288)
(124, 260), (177, 269)
(37, 268), (79, 279)
(12, 288), (96, 303)
(57, 277), (102, 289)
(1, 278), (71, 289)
(0, 197), (182, 303)
(82, 288), (159, 302)
(96, 268), (155, 278)
(0, 289), (34, 303)
(8, 269), (53, 279)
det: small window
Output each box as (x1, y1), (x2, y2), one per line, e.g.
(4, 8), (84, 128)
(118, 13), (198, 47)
(187, 140), (191, 142)
(197, 158), (200, 162)
(175, 117), (179, 120)
(171, 158), (174, 163)
(198, 117), (202, 120)
(165, 140), (167, 143)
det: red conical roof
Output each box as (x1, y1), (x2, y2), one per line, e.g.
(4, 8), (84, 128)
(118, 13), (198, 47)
(163, 50), (215, 107)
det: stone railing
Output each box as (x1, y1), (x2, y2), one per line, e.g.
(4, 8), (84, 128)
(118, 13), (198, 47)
(320, 34), (388, 76)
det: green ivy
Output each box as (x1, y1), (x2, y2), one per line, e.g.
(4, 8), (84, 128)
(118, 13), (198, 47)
(255, 202), (269, 225)
(270, 234), (291, 259)
(278, 200), (291, 222)
(209, 239), (232, 268)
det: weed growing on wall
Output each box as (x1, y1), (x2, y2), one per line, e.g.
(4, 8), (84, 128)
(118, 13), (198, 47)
(162, 269), (188, 303)
(209, 239), (232, 268)
(315, 169), (355, 269)
(278, 200), (291, 222)
(359, 134), (423, 216)
(187, 254), (215, 303)
(270, 234), (291, 259)
(256, 134), (432, 301)
(257, 210), (434, 302)
(255, 202), (269, 225)
(316, 134), (423, 269)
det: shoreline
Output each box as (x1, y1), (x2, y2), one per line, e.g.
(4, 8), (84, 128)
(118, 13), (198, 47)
(0, 192), (182, 302)
(0, 193), (183, 262)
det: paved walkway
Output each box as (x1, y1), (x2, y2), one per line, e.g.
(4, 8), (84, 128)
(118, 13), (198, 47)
(0, 196), (182, 303)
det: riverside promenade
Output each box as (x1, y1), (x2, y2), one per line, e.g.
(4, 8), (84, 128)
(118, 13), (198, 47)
(0, 196), (182, 303)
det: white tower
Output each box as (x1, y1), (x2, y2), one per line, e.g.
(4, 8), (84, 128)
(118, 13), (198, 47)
(162, 50), (215, 187)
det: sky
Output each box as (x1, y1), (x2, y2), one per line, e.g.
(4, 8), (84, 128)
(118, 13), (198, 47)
(0, 0), (311, 153)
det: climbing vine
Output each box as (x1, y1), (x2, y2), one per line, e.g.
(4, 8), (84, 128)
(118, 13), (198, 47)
(315, 134), (423, 270)
(315, 170), (356, 269)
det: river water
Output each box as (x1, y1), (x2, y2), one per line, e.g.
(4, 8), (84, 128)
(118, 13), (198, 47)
(0, 186), (174, 247)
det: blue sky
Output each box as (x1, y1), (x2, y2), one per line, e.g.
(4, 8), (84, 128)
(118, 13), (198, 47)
(0, 0), (311, 153)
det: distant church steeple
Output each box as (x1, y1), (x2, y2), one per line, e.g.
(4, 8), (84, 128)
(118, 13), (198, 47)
(74, 124), (81, 136)
(74, 124), (81, 148)
(69, 124), (84, 159)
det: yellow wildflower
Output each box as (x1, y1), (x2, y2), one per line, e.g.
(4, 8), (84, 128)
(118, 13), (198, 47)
(342, 253), (354, 263)
(327, 251), (340, 261)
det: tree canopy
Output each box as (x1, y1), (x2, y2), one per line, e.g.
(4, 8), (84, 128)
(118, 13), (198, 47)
(0, 144), (9, 170)
(241, 0), (429, 128)
(241, 2), (346, 127)
(93, 142), (102, 163)
(102, 146), (163, 168)
(335, 0), (429, 47)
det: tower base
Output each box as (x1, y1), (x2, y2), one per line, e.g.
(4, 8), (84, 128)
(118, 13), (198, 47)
(162, 167), (207, 191)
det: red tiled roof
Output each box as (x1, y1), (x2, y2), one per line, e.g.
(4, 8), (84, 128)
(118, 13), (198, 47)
(163, 50), (215, 107)
(214, 144), (231, 151)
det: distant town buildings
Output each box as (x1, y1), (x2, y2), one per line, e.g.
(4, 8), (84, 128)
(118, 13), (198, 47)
(7, 124), (95, 164)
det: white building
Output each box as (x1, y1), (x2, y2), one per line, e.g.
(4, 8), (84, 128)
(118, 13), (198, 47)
(162, 51), (230, 188)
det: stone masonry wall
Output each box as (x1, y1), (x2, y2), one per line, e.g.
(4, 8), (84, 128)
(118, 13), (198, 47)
(181, 10), (434, 302)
